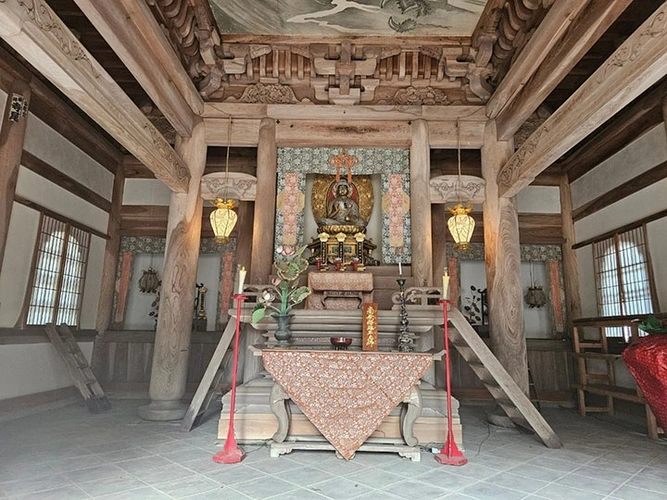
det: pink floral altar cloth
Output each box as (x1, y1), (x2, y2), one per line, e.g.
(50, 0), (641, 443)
(262, 350), (432, 460)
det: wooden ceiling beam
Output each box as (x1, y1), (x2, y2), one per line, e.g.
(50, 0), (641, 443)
(496, 2), (667, 199)
(495, 0), (632, 140)
(0, 0), (190, 192)
(558, 78), (667, 181)
(485, 0), (589, 121)
(0, 45), (122, 172)
(73, 0), (203, 137)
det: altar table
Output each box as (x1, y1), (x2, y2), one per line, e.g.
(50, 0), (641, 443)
(261, 349), (432, 460)
(305, 271), (374, 310)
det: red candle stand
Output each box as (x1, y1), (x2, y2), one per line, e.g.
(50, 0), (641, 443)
(434, 299), (468, 466)
(213, 294), (247, 464)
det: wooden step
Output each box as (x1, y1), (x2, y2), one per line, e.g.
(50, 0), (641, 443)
(448, 308), (562, 449)
(45, 324), (110, 413)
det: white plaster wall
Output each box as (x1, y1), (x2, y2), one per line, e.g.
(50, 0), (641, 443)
(79, 236), (105, 330)
(15, 167), (109, 234)
(516, 186), (561, 213)
(0, 342), (93, 400)
(459, 259), (552, 338)
(23, 114), (114, 200)
(571, 124), (667, 209)
(123, 178), (172, 206)
(648, 218), (667, 309)
(124, 254), (221, 331)
(575, 177), (667, 243)
(0, 203), (39, 327)
(576, 247), (598, 318)
(0, 88), (7, 125)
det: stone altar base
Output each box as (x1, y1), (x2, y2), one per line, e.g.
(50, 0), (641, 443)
(218, 377), (463, 449)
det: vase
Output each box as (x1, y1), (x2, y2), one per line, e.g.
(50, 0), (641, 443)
(271, 313), (294, 347)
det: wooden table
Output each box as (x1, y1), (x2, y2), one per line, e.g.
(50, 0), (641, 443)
(306, 271), (374, 310)
(261, 349), (433, 461)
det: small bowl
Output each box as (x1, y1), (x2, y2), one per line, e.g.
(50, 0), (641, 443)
(330, 337), (353, 350)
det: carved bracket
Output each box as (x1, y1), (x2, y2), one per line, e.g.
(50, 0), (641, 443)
(200, 172), (257, 201)
(430, 175), (486, 205)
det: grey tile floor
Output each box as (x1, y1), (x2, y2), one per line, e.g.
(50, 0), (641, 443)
(1, 400), (666, 499)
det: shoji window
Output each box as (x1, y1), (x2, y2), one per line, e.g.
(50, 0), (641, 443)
(26, 215), (91, 327)
(593, 226), (656, 340)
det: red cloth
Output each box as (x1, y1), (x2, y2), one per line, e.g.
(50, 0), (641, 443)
(622, 335), (667, 429)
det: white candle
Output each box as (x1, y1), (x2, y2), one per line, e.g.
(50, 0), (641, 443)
(398, 260), (402, 275)
(238, 266), (247, 295)
(442, 271), (450, 300)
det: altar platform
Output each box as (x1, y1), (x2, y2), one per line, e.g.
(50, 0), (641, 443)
(218, 307), (463, 455)
(219, 376), (461, 451)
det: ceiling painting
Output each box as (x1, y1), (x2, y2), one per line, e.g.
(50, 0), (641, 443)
(208, 0), (488, 37)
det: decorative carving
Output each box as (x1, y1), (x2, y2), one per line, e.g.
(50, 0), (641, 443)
(497, 124), (549, 187)
(598, 5), (667, 84)
(430, 175), (486, 205)
(514, 106), (550, 149)
(200, 172), (257, 201)
(393, 86), (448, 105)
(238, 83), (297, 104)
(482, 0), (551, 85)
(142, 123), (190, 183)
(15, 0), (99, 77)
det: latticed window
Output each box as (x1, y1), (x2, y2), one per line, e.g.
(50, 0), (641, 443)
(593, 226), (655, 340)
(26, 215), (91, 327)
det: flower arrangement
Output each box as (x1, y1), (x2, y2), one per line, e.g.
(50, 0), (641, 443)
(251, 245), (312, 323)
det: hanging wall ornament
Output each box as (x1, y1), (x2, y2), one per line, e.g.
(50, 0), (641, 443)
(138, 267), (160, 294)
(524, 261), (546, 308)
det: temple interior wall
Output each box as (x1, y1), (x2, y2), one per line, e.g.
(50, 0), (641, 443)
(0, 102), (109, 401)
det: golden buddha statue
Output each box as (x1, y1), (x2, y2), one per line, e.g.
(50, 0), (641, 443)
(317, 180), (367, 234)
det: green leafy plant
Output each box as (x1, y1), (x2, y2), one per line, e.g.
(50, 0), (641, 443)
(251, 245), (312, 323)
(638, 315), (667, 334)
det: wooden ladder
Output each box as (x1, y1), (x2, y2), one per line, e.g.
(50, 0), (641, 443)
(45, 323), (110, 413)
(181, 319), (237, 432)
(447, 308), (562, 448)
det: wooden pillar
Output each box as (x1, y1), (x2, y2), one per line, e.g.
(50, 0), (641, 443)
(139, 121), (206, 421)
(235, 200), (255, 275)
(410, 119), (433, 286)
(0, 79), (30, 274)
(91, 163), (124, 378)
(432, 203), (447, 286)
(481, 120), (529, 396)
(559, 174), (582, 331)
(250, 118), (277, 284)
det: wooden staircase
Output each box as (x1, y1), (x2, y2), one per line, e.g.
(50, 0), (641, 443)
(45, 323), (110, 413)
(447, 308), (562, 448)
(181, 319), (236, 432)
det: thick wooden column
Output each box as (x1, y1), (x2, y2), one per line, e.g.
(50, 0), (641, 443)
(410, 119), (433, 286)
(559, 174), (582, 331)
(250, 118), (277, 284)
(0, 79), (30, 274)
(235, 200), (255, 273)
(91, 164), (124, 377)
(139, 121), (206, 421)
(431, 203), (448, 286)
(481, 120), (529, 396)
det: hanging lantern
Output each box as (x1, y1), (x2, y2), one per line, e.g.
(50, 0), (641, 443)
(447, 204), (475, 251)
(138, 267), (160, 294)
(210, 198), (237, 244)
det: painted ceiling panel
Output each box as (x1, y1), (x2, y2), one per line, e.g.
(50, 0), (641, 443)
(208, 0), (487, 36)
